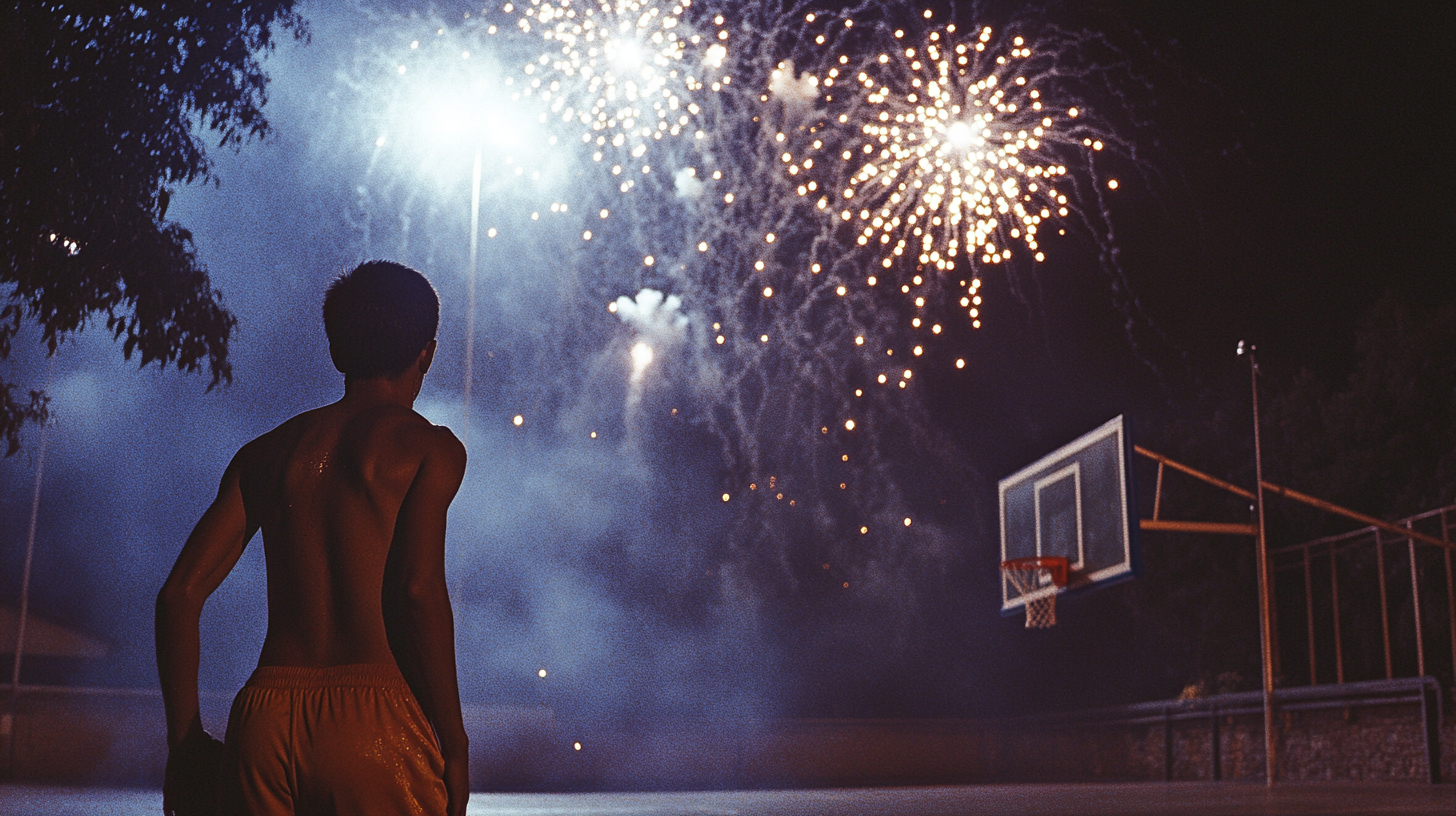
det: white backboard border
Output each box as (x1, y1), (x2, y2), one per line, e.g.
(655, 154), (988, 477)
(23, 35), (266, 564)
(998, 415), (1141, 614)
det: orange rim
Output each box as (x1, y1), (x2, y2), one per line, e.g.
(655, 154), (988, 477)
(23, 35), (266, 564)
(1000, 555), (1069, 587)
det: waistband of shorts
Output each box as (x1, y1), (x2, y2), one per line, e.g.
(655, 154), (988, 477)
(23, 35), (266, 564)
(243, 663), (409, 690)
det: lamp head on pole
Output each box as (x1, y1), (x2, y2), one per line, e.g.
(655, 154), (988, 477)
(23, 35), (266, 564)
(1237, 340), (1259, 373)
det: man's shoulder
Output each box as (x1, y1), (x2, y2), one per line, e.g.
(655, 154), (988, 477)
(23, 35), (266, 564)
(232, 404), (462, 471)
(354, 405), (464, 466)
(408, 415), (466, 467)
(237, 408), (324, 456)
(363, 404), (455, 440)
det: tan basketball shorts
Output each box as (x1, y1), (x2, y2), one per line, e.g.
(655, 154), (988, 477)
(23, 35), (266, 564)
(219, 664), (447, 816)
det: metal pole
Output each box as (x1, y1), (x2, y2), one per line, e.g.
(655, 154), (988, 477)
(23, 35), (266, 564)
(1153, 461), (1164, 520)
(1407, 522), (1425, 678)
(462, 147), (482, 439)
(1304, 546), (1316, 686)
(1420, 679), (1441, 784)
(1163, 708), (1174, 782)
(1260, 481), (1452, 551)
(1141, 519), (1256, 536)
(1377, 531), (1393, 679)
(1241, 341), (1277, 785)
(1443, 509), (1454, 687)
(1210, 706), (1221, 781)
(6, 413), (48, 777)
(1331, 544), (1345, 684)
(1134, 445), (1255, 500)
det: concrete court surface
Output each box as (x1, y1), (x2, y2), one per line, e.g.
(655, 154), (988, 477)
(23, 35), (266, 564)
(4, 783), (1456, 816)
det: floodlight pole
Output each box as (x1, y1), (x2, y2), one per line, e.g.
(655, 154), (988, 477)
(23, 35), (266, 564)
(6, 385), (48, 779)
(462, 146), (482, 440)
(1242, 341), (1277, 785)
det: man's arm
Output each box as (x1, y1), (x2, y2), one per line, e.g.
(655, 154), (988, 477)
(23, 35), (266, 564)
(384, 425), (469, 813)
(156, 450), (256, 748)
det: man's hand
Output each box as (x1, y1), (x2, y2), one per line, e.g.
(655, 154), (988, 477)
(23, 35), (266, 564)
(443, 752), (470, 816)
(162, 720), (225, 816)
(157, 451), (253, 807)
(385, 426), (470, 816)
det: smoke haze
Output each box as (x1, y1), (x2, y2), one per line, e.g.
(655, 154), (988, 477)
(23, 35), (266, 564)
(0, 1), (1000, 729)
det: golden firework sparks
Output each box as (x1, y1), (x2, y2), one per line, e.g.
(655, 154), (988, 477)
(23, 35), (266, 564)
(782, 16), (1104, 330)
(512, 0), (732, 174)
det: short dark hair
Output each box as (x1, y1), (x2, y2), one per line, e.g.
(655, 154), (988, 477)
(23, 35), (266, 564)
(323, 261), (439, 380)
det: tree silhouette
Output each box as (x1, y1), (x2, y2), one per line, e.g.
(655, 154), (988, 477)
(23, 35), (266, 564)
(0, 1), (304, 453)
(1124, 293), (1456, 694)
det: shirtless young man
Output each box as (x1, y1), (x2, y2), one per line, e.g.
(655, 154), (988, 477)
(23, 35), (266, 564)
(157, 261), (469, 816)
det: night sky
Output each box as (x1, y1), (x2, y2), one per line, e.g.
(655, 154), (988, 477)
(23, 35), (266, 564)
(939, 0), (1455, 525)
(1, 0), (1451, 724)
(1106, 1), (1453, 371)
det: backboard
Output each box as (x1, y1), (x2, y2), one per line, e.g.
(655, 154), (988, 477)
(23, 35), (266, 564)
(999, 415), (1138, 616)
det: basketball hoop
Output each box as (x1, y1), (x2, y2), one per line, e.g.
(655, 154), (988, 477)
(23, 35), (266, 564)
(1001, 556), (1069, 628)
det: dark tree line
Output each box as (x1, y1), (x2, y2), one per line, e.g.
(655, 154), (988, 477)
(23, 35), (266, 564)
(1126, 293), (1456, 693)
(1262, 296), (1456, 529)
(0, 1), (304, 454)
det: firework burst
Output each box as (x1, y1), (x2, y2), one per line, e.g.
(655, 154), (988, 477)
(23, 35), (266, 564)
(778, 10), (1122, 330)
(510, 0), (732, 184)
(323, 1), (1154, 623)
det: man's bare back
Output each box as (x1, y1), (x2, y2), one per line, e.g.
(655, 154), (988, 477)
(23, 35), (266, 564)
(242, 400), (460, 669)
(157, 262), (469, 816)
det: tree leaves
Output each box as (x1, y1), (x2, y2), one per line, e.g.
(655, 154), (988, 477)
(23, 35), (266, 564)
(0, 1), (305, 452)
(1263, 295), (1456, 526)
(1126, 293), (1456, 692)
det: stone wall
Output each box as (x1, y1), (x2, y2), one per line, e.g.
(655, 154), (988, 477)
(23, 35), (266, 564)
(2, 686), (1451, 789)
(993, 703), (1452, 784)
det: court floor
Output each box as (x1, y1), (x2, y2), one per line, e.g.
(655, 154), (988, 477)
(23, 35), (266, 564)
(4, 782), (1456, 816)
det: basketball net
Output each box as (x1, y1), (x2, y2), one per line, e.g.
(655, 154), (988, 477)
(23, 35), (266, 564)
(1001, 557), (1069, 628)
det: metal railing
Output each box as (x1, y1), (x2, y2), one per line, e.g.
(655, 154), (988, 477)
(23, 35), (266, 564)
(1271, 505), (1456, 690)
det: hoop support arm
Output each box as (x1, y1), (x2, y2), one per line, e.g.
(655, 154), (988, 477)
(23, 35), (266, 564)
(1133, 445), (1256, 501)
(1261, 481), (1454, 552)
(1134, 445), (1455, 552)
(1141, 519), (1256, 536)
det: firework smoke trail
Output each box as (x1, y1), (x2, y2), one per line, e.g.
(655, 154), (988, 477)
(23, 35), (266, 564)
(448, 0), (949, 603)
(324, 4), (618, 419)
(326, 7), (565, 268)
(323, 0), (1161, 668)
(650, 0), (1172, 607)
(598, 0), (971, 610)
(324, 2), (960, 623)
